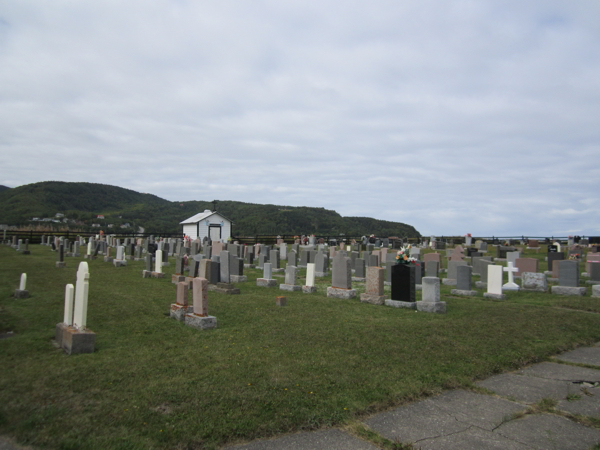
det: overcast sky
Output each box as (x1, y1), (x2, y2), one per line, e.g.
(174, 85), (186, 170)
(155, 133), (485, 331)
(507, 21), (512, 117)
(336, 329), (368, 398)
(1, 1), (599, 237)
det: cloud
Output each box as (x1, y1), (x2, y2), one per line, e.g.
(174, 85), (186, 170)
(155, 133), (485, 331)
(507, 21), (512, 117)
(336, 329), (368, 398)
(0, 1), (599, 236)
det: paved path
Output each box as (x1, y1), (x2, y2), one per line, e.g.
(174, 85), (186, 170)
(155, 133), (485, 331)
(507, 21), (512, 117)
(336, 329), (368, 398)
(227, 343), (600, 449)
(3, 345), (600, 450)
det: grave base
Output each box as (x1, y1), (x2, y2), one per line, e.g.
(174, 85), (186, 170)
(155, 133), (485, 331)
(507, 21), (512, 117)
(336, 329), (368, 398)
(256, 278), (277, 287)
(360, 293), (385, 305)
(56, 262), (66, 268)
(208, 283), (240, 294)
(57, 324), (96, 355)
(316, 272), (328, 277)
(104, 256), (113, 263)
(272, 268), (284, 273)
(142, 270), (151, 278)
(484, 292), (506, 300)
(442, 279), (456, 286)
(551, 286), (587, 296)
(14, 289), (29, 299)
(113, 260), (127, 267)
(172, 275), (186, 284)
(302, 286), (317, 294)
(184, 314), (217, 330)
(352, 277), (366, 282)
(170, 304), (193, 321)
(475, 281), (487, 289)
(244, 264), (254, 269)
(547, 277), (560, 282)
(327, 287), (357, 299)
(417, 301), (447, 314)
(151, 272), (165, 278)
(385, 299), (416, 309)
(230, 275), (247, 283)
(502, 283), (520, 291)
(451, 289), (478, 296)
(585, 280), (600, 285)
(543, 271), (553, 276)
(592, 285), (600, 298)
(125, 256), (134, 260)
(280, 284), (302, 292)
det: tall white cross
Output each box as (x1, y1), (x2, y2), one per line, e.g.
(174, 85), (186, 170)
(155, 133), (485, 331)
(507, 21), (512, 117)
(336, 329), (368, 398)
(503, 262), (520, 291)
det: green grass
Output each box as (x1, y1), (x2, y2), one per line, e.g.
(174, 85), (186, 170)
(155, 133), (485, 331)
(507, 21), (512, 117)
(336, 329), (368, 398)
(1, 245), (600, 449)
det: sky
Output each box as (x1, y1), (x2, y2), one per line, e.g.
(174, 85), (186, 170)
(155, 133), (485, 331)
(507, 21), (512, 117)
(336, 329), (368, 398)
(1, 1), (599, 237)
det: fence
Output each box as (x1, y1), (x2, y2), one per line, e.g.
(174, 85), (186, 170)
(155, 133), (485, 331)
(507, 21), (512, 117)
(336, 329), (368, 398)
(1, 230), (183, 245)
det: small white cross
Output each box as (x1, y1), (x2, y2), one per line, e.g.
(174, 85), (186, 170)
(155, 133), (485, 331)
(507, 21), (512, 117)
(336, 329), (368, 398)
(503, 262), (520, 291)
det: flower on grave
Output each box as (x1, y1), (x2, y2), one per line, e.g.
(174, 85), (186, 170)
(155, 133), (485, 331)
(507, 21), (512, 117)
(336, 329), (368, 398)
(464, 233), (472, 237)
(395, 246), (417, 264)
(568, 253), (580, 260)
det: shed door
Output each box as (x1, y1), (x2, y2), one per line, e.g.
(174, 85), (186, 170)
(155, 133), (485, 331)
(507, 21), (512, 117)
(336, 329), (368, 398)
(209, 225), (222, 241)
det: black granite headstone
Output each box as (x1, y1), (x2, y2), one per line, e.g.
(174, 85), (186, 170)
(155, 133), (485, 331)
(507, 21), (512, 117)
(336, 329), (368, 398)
(548, 252), (565, 271)
(548, 245), (558, 253)
(391, 263), (416, 302)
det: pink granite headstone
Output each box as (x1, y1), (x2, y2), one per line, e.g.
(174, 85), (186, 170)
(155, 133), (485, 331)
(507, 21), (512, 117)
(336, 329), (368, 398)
(515, 258), (539, 275)
(192, 277), (208, 317)
(176, 282), (188, 306)
(586, 253), (600, 273)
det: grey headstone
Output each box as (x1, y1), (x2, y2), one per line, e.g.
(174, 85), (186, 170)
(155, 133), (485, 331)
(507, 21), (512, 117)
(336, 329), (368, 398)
(285, 265), (297, 286)
(220, 250), (230, 283)
(559, 260), (579, 287)
(355, 258), (366, 278)
(332, 253), (352, 289)
(456, 265), (472, 291)
(447, 260), (467, 280)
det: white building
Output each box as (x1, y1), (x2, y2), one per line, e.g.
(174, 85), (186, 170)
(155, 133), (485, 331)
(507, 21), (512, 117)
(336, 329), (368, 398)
(180, 210), (232, 242)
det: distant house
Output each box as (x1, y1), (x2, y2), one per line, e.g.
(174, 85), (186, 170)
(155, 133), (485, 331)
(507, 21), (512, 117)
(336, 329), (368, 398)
(92, 224), (100, 228)
(107, 224), (114, 228)
(180, 210), (232, 242)
(55, 213), (64, 218)
(97, 215), (105, 219)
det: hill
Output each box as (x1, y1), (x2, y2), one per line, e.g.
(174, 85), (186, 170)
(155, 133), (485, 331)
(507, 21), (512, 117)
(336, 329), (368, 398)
(0, 181), (420, 237)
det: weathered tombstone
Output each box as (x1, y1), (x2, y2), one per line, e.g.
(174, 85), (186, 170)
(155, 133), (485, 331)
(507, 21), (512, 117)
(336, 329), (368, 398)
(170, 282), (190, 321)
(443, 260), (467, 285)
(588, 263), (600, 283)
(315, 252), (329, 277)
(280, 244), (288, 261)
(417, 277), (447, 313)
(327, 253), (357, 299)
(270, 249), (282, 272)
(303, 263), (317, 293)
(220, 250), (230, 283)
(360, 266), (385, 305)
(354, 258), (366, 280)
(184, 278), (217, 329)
(208, 260), (220, 285)
(230, 254), (246, 283)
(56, 262), (96, 354)
(257, 263), (277, 287)
(113, 245), (127, 267)
(506, 251), (520, 267)
(14, 273), (29, 298)
(425, 260), (439, 278)
(56, 244), (66, 268)
(142, 254), (153, 277)
(522, 272), (548, 292)
(586, 253), (600, 273)
(280, 265), (301, 291)
(451, 265), (477, 296)
(152, 250), (165, 278)
(287, 250), (297, 268)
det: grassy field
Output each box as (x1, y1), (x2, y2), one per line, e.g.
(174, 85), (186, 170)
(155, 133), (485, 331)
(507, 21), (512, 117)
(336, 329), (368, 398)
(1, 244), (599, 450)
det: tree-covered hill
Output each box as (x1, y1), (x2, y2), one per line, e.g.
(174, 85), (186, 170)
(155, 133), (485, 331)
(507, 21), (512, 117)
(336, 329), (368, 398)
(0, 181), (420, 237)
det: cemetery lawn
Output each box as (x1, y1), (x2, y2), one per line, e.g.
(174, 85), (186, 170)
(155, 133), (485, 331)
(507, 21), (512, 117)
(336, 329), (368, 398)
(1, 246), (600, 450)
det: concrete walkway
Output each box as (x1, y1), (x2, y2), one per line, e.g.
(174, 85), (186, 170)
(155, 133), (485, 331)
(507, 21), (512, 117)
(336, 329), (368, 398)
(2, 345), (600, 450)
(227, 343), (600, 450)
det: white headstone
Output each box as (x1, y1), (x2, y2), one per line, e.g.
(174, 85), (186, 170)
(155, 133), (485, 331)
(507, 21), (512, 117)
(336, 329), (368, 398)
(87, 241), (92, 255)
(155, 250), (163, 273)
(306, 263), (316, 287)
(19, 273), (27, 291)
(116, 245), (125, 260)
(64, 284), (74, 325)
(73, 262), (90, 330)
(503, 262), (520, 291)
(487, 265), (503, 295)
(553, 242), (562, 252)
(263, 262), (272, 280)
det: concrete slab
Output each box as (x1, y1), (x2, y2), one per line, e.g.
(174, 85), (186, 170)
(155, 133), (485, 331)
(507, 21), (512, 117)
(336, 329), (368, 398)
(476, 373), (578, 404)
(365, 398), (470, 443)
(415, 426), (529, 450)
(517, 362), (600, 383)
(426, 390), (526, 431)
(557, 347), (600, 367)
(495, 413), (600, 450)
(558, 389), (600, 417)
(224, 429), (378, 450)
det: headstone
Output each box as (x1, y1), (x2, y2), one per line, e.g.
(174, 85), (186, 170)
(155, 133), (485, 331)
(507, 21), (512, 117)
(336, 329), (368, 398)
(354, 258), (366, 279)
(280, 266), (301, 291)
(425, 261), (439, 278)
(360, 266), (385, 305)
(522, 272), (548, 292)
(257, 262), (277, 287)
(547, 252), (565, 272)
(303, 263), (317, 293)
(502, 262), (519, 291)
(484, 265), (505, 299)
(515, 258), (539, 276)
(270, 249), (281, 270)
(56, 244), (66, 268)
(552, 260), (587, 296)
(391, 263), (416, 303)
(444, 260), (467, 285)
(452, 265), (477, 296)
(506, 251), (520, 267)
(417, 277), (447, 313)
(154, 250), (163, 274)
(14, 273), (29, 298)
(287, 250), (297, 267)
(327, 253), (357, 299)
(73, 262), (90, 330)
(170, 281), (190, 321)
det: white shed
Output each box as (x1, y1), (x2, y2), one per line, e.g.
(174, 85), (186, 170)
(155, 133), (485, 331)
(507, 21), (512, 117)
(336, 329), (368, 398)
(180, 210), (233, 242)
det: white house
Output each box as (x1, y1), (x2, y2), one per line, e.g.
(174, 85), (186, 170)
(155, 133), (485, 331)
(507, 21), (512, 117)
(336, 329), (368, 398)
(180, 210), (233, 242)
